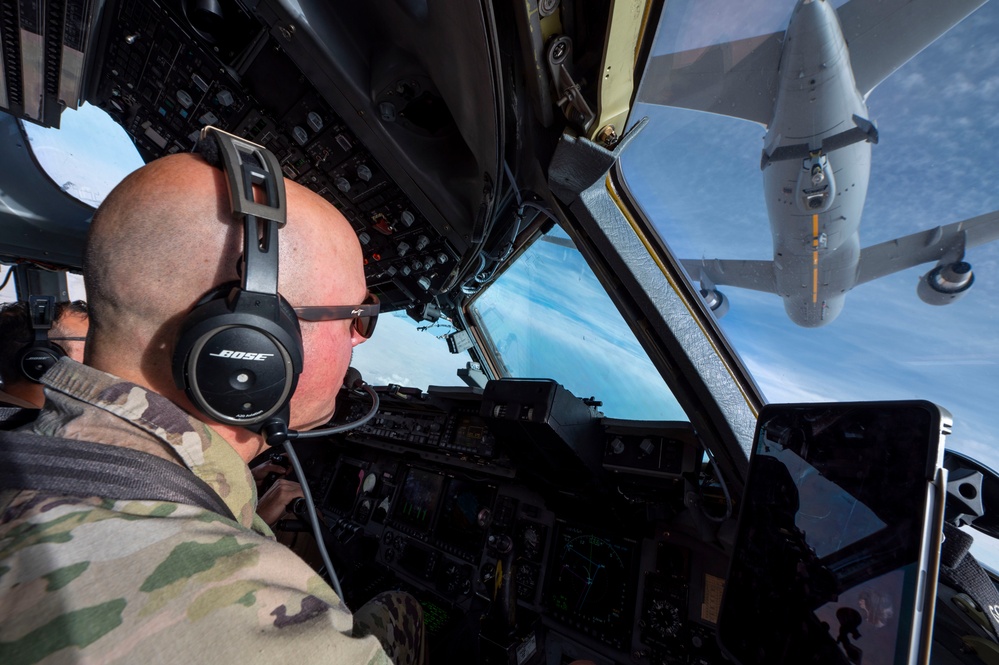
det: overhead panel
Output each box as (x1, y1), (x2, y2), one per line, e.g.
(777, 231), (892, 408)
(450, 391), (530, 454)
(86, 0), (460, 315)
(0, 0), (100, 127)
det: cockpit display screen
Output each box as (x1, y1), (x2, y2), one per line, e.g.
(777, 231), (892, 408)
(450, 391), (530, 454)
(326, 462), (363, 514)
(393, 467), (446, 533)
(718, 401), (947, 665)
(435, 479), (495, 554)
(450, 413), (495, 457)
(544, 520), (636, 649)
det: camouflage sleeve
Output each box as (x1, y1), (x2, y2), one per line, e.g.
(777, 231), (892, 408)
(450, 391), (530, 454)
(0, 492), (395, 665)
(352, 591), (427, 665)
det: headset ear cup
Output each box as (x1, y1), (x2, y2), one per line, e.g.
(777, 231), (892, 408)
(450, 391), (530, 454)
(19, 343), (66, 383)
(173, 291), (303, 428)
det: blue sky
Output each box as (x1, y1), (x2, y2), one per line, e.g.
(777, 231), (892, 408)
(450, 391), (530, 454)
(622, 1), (999, 469)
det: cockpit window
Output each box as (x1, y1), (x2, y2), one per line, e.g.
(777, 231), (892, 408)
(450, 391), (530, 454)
(620, 0), (999, 469)
(22, 102), (144, 207)
(468, 224), (688, 421)
(351, 311), (470, 388)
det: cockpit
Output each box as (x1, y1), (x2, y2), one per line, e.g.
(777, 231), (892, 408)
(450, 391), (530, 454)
(3, 1), (999, 664)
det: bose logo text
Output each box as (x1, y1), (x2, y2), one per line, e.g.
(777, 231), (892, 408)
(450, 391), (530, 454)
(209, 350), (275, 361)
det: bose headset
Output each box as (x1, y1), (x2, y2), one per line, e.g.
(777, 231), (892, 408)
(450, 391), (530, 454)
(19, 295), (67, 383)
(173, 128), (384, 601)
(172, 127), (303, 432)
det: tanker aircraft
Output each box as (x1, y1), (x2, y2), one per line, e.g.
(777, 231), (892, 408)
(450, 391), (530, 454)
(642, 0), (999, 327)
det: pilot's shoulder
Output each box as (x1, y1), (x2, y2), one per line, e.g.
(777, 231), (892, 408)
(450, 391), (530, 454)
(0, 492), (386, 662)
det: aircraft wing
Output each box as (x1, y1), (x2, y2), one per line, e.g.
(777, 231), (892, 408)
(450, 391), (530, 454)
(838, 0), (989, 96)
(637, 31), (782, 126)
(682, 258), (778, 294)
(855, 210), (999, 285)
(637, 0), (988, 124)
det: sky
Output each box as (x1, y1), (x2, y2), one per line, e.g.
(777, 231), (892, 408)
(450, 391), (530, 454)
(0, 103), (142, 302)
(621, 0), (999, 471)
(351, 311), (469, 389)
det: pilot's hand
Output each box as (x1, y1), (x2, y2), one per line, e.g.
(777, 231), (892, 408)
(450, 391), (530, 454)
(257, 478), (304, 527)
(252, 461), (287, 480)
(251, 459), (289, 494)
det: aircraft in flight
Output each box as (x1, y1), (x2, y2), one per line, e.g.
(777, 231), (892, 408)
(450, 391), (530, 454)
(642, 0), (999, 327)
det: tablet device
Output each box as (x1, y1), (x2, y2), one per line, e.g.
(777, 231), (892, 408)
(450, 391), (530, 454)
(718, 401), (950, 665)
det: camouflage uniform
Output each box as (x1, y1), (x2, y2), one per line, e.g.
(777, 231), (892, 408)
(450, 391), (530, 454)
(0, 358), (424, 664)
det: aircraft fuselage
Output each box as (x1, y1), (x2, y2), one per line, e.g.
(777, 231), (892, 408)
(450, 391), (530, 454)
(763, 0), (871, 327)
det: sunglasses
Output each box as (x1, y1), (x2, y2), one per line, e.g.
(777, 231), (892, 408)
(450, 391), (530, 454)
(293, 292), (380, 339)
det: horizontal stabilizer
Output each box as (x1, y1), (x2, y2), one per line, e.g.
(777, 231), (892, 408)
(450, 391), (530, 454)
(639, 0), (988, 125)
(762, 115), (879, 169)
(856, 210), (999, 284)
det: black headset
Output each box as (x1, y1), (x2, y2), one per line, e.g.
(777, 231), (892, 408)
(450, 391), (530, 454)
(18, 295), (67, 383)
(172, 127), (303, 430)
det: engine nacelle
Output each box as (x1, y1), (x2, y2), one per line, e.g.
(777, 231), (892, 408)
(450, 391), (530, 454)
(700, 287), (730, 318)
(917, 261), (974, 305)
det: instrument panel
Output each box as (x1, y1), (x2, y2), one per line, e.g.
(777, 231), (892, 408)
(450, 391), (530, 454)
(288, 379), (730, 665)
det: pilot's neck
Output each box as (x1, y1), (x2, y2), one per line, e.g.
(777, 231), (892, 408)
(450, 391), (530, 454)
(1, 381), (44, 409)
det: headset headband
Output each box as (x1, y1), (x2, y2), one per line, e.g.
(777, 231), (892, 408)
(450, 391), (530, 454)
(200, 127), (286, 301)
(19, 295), (65, 383)
(27, 295), (56, 339)
(172, 128), (302, 429)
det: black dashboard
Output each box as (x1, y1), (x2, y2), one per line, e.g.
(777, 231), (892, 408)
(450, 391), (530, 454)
(286, 379), (731, 665)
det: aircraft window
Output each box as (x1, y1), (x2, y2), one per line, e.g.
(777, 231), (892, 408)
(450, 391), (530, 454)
(0, 267), (86, 304)
(621, 0), (999, 471)
(21, 103), (144, 208)
(468, 224), (688, 421)
(351, 310), (469, 388)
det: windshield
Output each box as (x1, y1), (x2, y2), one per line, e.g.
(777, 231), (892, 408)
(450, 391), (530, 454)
(621, 0), (999, 471)
(351, 311), (470, 389)
(468, 224), (687, 421)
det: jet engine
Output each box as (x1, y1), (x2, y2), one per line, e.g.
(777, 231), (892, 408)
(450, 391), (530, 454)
(700, 287), (730, 318)
(917, 261), (974, 305)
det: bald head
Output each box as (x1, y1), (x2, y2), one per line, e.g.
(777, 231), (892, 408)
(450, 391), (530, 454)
(84, 152), (369, 449)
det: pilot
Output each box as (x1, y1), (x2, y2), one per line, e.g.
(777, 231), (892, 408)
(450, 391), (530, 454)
(0, 298), (88, 409)
(0, 152), (424, 663)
